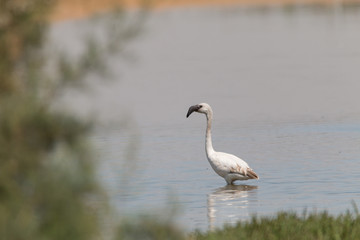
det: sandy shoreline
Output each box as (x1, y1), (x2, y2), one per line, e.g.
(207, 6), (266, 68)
(51, 0), (360, 21)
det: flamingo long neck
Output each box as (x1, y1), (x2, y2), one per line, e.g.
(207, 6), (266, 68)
(205, 111), (215, 157)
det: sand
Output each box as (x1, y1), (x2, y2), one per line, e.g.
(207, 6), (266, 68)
(51, 0), (360, 21)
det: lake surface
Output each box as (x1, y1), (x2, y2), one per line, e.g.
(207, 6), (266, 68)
(51, 5), (360, 231)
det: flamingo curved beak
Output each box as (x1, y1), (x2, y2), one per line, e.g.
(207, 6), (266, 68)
(186, 104), (201, 118)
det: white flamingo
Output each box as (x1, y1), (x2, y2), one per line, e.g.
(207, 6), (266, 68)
(186, 103), (259, 185)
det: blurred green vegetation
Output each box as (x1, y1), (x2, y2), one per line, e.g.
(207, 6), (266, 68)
(0, 0), (182, 239)
(192, 208), (360, 240)
(116, 216), (185, 240)
(0, 0), (106, 239)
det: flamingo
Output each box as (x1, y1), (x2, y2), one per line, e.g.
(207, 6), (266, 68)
(186, 103), (259, 185)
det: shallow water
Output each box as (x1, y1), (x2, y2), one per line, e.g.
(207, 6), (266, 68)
(95, 120), (360, 230)
(51, 6), (360, 231)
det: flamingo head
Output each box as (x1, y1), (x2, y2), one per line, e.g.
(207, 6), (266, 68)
(186, 103), (212, 118)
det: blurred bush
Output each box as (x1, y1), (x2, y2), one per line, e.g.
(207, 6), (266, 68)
(0, 0), (107, 239)
(115, 216), (185, 240)
(0, 0), (183, 239)
(0, 96), (102, 240)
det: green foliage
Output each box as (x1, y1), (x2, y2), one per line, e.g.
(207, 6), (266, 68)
(0, 0), (111, 239)
(0, 0), (157, 238)
(115, 216), (185, 240)
(0, 98), (102, 240)
(192, 209), (360, 240)
(0, 0), (51, 95)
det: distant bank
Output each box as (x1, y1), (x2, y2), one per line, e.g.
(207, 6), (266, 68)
(51, 0), (360, 21)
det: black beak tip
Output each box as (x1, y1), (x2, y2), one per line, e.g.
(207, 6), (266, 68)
(186, 104), (200, 118)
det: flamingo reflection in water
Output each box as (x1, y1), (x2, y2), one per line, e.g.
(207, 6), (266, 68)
(207, 184), (258, 231)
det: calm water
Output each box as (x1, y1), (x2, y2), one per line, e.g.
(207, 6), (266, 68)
(96, 120), (360, 231)
(51, 6), (360, 231)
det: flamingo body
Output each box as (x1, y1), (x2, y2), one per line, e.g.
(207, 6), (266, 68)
(186, 103), (259, 185)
